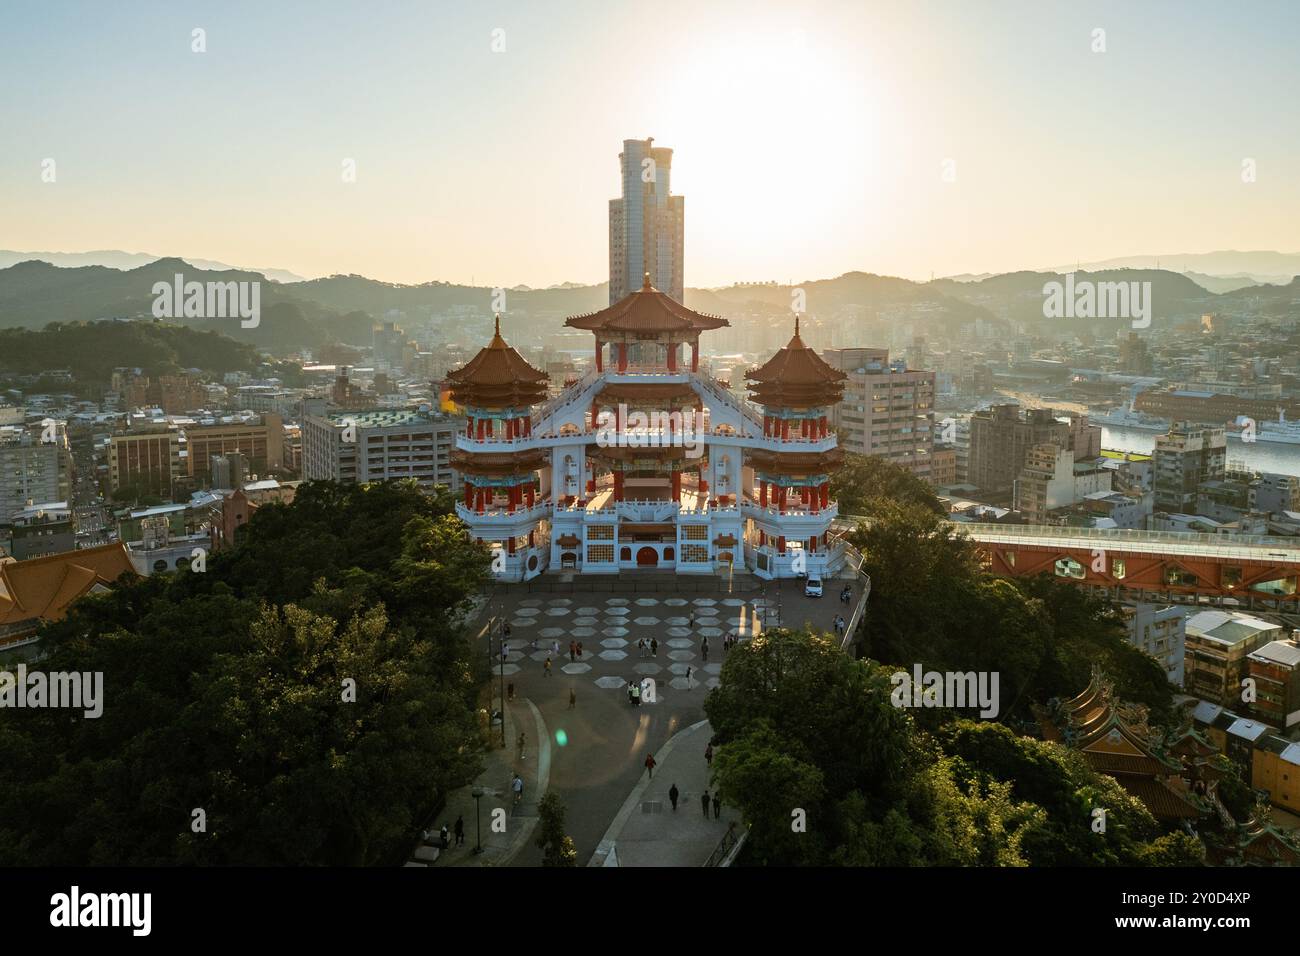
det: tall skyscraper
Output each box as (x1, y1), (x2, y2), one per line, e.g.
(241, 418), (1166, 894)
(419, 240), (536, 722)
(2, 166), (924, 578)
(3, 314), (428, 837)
(608, 137), (684, 304)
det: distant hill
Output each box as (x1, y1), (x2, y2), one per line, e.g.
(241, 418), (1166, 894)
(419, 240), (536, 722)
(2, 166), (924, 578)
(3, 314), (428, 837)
(1043, 250), (1300, 287)
(0, 249), (305, 284)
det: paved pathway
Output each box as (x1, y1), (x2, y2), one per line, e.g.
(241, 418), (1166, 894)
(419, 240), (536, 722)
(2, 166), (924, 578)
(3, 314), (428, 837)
(588, 719), (741, 867)
(445, 580), (856, 866)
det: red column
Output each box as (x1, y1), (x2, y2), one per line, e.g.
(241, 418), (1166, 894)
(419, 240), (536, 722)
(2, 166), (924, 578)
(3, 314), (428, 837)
(508, 538), (516, 555)
(466, 418), (473, 438)
(613, 471), (625, 501)
(476, 418), (485, 440)
(505, 419), (515, 440)
(777, 536), (786, 554)
(821, 416), (828, 437)
(808, 536), (817, 553)
(671, 470), (681, 500)
(822, 483), (829, 509)
(760, 482), (768, 507)
(667, 341), (677, 372)
(527, 486), (536, 508)
(595, 341), (603, 372)
(699, 475), (708, 494)
(464, 483), (473, 507)
(475, 489), (485, 514)
(801, 486), (810, 505)
(618, 342), (628, 372)
(781, 419), (789, 440)
(528, 530), (535, 548)
(524, 417), (532, 437)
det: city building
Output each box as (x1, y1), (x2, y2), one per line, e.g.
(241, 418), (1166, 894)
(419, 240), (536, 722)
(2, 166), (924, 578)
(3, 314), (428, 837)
(0, 421), (73, 524)
(1120, 604), (1186, 685)
(4, 501), (75, 560)
(1012, 445), (1111, 523)
(185, 414), (285, 483)
(1184, 609), (1282, 706)
(108, 427), (181, 497)
(608, 137), (684, 304)
(211, 452), (249, 490)
(302, 406), (461, 494)
(1153, 422), (1226, 513)
(1245, 640), (1300, 731)
(967, 405), (1070, 498)
(821, 347), (935, 482)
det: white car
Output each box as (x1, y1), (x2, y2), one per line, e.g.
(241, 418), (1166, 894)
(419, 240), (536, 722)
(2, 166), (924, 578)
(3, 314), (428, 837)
(804, 577), (823, 598)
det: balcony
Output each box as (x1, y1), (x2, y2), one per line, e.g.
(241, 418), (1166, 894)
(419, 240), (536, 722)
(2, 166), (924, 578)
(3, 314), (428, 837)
(455, 498), (551, 525)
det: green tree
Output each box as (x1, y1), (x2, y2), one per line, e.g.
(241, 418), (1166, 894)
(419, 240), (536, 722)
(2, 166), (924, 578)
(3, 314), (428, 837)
(535, 792), (577, 867)
(831, 453), (945, 519)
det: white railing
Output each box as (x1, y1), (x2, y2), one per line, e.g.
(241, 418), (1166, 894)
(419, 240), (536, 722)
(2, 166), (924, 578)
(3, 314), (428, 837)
(455, 499), (551, 522)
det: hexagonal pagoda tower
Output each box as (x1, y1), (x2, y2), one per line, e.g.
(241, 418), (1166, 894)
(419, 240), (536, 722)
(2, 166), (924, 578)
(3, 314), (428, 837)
(448, 282), (851, 581)
(743, 316), (846, 577)
(446, 315), (551, 579)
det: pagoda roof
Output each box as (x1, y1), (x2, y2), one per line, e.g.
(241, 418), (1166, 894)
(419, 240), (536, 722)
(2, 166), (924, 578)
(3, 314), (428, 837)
(565, 274), (728, 335)
(748, 447), (844, 475)
(445, 316), (548, 408)
(746, 317), (846, 406)
(0, 543), (136, 634)
(450, 447), (548, 475)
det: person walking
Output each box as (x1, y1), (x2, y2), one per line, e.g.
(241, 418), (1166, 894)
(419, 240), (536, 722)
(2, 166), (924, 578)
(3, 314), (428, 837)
(632, 682), (641, 707)
(577, 641), (584, 659)
(701, 637), (709, 663)
(440, 822), (450, 849)
(638, 638), (646, 657)
(712, 791), (721, 819)
(669, 783), (680, 812)
(705, 743), (714, 767)
(701, 789), (710, 816)
(644, 752), (657, 779)
(512, 772), (524, 806)
(504, 621), (513, 639)
(651, 637), (658, 657)
(454, 814), (465, 847)
(544, 656), (552, 676)
(552, 639), (560, 657)
(689, 610), (695, 629)
(568, 687), (576, 709)
(627, 680), (635, 706)
(685, 665), (693, 685)
(517, 732), (526, 760)
(507, 680), (515, 701)
(569, 640), (576, 662)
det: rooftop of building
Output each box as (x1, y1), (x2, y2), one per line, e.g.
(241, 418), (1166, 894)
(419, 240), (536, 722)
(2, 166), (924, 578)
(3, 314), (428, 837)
(324, 407), (452, 428)
(1248, 640), (1300, 668)
(1185, 610), (1283, 646)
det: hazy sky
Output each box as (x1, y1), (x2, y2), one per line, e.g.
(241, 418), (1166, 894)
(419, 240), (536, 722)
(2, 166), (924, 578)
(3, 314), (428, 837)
(3, 0), (1298, 287)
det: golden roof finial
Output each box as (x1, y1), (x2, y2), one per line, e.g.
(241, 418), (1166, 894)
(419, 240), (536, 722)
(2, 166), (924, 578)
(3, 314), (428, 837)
(642, 272), (652, 291)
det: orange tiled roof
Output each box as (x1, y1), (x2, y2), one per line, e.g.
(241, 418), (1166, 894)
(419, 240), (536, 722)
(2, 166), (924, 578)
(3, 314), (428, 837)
(0, 542), (136, 629)
(746, 317), (847, 407)
(446, 315), (548, 408)
(565, 275), (728, 334)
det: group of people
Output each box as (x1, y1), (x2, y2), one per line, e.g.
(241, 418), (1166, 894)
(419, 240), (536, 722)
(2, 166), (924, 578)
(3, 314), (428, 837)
(637, 637), (659, 658)
(833, 614), (849, 637)
(839, 585), (853, 604)
(663, 784), (722, 819)
(423, 815), (466, 850)
(627, 679), (645, 706)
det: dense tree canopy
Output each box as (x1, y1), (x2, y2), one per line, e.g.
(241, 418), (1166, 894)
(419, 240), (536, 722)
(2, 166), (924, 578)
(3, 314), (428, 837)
(0, 480), (491, 865)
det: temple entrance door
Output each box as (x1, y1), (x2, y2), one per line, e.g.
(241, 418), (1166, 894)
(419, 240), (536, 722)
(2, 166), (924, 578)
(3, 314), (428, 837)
(636, 546), (658, 567)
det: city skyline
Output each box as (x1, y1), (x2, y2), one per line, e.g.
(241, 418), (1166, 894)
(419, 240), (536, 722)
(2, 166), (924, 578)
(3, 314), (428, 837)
(4, 0), (1300, 288)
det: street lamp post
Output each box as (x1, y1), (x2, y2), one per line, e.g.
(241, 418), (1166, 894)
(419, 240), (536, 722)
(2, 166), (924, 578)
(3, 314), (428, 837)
(471, 787), (485, 855)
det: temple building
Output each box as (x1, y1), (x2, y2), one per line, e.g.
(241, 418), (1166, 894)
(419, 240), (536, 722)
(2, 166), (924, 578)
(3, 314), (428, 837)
(448, 276), (850, 580)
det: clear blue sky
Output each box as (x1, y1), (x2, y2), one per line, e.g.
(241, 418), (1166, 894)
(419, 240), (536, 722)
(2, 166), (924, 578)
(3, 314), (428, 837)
(3, 0), (1298, 286)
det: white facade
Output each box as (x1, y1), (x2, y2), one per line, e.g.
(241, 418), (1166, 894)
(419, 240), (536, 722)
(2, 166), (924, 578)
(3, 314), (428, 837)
(454, 367), (847, 582)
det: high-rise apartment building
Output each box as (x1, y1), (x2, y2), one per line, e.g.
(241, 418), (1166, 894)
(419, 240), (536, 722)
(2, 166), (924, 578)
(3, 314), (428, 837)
(822, 348), (935, 481)
(608, 137), (684, 304)
(302, 407), (462, 493)
(1153, 422), (1226, 513)
(967, 405), (1070, 498)
(0, 422), (72, 524)
(185, 414), (285, 482)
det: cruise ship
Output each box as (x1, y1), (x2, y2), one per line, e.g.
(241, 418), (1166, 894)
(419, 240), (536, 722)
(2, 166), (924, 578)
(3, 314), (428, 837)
(1091, 405), (1171, 432)
(1228, 412), (1300, 446)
